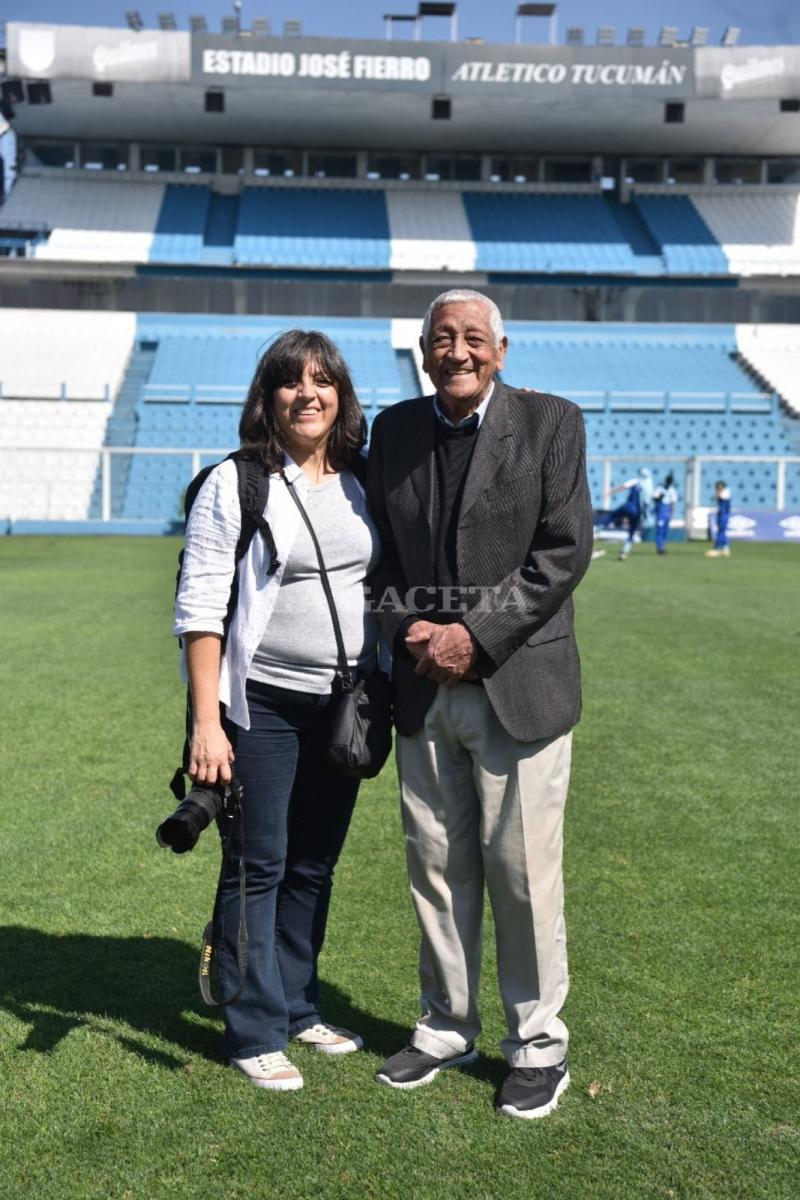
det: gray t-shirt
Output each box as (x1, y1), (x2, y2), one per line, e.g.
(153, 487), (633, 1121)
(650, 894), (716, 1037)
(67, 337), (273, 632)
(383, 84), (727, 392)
(248, 469), (380, 693)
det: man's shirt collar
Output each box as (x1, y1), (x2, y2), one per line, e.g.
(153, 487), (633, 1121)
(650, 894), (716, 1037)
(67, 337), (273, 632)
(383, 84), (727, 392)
(433, 381), (495, 429)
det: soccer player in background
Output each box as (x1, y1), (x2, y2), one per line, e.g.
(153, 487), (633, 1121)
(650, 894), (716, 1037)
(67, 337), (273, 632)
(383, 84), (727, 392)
(602, 467), (653, 561)
(652, 473), (678, 555)
(706, 480), (732, 558)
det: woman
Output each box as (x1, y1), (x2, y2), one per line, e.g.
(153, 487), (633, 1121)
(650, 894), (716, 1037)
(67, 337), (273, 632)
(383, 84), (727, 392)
(174, 330), (380, 1091)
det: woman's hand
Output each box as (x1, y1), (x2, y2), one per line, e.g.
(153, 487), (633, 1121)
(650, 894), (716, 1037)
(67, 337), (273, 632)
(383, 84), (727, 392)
(189, 719), (235, 787)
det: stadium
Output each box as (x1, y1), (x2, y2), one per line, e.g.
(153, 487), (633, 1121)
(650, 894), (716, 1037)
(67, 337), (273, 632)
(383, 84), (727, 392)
(0, 4), (797, 1199)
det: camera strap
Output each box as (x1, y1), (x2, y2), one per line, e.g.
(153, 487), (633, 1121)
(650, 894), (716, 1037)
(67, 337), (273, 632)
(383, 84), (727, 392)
(199, 794), (249, 1007)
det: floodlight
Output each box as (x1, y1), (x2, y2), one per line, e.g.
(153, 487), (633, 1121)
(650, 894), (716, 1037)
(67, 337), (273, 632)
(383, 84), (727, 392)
(189, 15), (208, 33)
(690, 27), (708, 46)
(566, 27), (584, 46)
(125, 10), (144, 31)
(418, 2), (456, 15)
(252, 17), (271, 36)
(658, 26), (679, 46)
(384, 12), (417, 39)
(221, 16), (237, 33)
(515, 3), (556, 45)
(626, 27), (645, 47)
(158, 13), (177, 30)
(283, 19), (303, 37)
(721, 26), (740, 47)
(596, 26), (615, 46)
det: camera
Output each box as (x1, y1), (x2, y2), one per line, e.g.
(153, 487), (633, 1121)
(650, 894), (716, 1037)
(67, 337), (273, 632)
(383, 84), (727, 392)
(156, 777), (243, 855)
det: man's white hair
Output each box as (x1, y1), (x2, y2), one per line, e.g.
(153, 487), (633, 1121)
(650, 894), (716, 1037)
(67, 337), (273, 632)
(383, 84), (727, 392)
(421, 289), (506, 347)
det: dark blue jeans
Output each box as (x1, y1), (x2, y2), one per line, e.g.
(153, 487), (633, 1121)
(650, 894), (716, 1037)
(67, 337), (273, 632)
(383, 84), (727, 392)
(218, 680), (359, 1059)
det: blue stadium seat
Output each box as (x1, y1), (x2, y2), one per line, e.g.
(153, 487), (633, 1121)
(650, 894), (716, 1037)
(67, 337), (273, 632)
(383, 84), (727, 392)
(465, 194), (646, 275)
(234, 189), (391, 268)
(121, 316), (404, 518)
(150, 185), (211, 264)
(633, 196), (730, 275)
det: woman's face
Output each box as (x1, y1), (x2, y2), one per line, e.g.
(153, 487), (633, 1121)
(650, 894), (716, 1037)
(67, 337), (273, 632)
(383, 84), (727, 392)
(272, 356), (340, 456)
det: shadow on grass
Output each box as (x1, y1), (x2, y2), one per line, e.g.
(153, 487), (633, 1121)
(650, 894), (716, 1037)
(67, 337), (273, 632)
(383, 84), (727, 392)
(0, 926), (409, 1070)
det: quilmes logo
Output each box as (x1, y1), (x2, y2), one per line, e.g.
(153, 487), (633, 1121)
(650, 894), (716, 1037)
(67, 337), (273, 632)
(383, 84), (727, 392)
(17, 27), (56, 75)
(93, 39), (160, 75)
(720, 55), (785, 93)
(727, 514), (757, 537)
(779, 515), (800, 538)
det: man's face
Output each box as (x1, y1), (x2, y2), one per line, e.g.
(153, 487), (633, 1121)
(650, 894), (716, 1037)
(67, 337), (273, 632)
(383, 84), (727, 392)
(421, 300), (508, 414)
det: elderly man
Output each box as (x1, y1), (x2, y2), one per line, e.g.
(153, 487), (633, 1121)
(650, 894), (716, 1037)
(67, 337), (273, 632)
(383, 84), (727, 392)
(366, 289), (593, 1119)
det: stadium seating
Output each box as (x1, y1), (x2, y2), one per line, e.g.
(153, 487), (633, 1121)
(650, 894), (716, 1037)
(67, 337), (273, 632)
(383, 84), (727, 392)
(1, 175), (745, 277)
(736, 324), (800, 415)
(386, 190), (476, 272)
(499, 324), (772, 412)
(692, 190), (800, 277)
(0, 400), (112, 519)
(465, 192), (662, 275)
(120, 315), (407, 519)
(233, 188), (391, 268)
(0, 309), (135, 400)
(632, 195), (730, 275)
(2, 309), (797, 522)
(0, 177), (164, 263)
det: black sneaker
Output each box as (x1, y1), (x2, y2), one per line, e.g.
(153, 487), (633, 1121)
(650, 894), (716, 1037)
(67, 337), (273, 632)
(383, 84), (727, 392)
(376, 1043), (477, 1090)
(497, 1059), (570, 1119)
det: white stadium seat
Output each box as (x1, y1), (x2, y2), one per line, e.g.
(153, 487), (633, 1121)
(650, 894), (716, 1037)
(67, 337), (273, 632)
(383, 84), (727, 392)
(0, 309), (135, 400)
(0, 176), (165, 263)
(0, 403), (112, 520)
(736, 324), (800, 415)
(693, 191), (800, 277)
(386, 190), (477, 272)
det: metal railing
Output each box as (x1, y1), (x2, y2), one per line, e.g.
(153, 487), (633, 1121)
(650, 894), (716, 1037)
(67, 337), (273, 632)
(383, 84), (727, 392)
(1, 446), (798, 525)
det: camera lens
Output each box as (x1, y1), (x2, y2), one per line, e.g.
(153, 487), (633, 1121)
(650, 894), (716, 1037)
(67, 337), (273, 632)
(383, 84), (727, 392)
(156, 787), (223, 854)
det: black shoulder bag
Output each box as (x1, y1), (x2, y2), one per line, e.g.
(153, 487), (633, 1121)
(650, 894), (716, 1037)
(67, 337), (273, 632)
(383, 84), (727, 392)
(284, 474), (393, 780)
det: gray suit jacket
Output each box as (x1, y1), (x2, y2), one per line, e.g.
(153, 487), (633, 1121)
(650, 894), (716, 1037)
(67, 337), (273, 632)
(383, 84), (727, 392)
(366, 382), (594, 742)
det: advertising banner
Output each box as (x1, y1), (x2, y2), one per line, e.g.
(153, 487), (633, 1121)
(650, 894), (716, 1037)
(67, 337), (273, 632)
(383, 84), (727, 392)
(7, 22), (191, 84)
(695, 46), (800, 100)
(710, 510), (800, 542)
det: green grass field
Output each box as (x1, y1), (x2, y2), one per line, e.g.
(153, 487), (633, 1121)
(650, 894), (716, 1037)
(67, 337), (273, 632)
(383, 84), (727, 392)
(1, 536), (798, 1200)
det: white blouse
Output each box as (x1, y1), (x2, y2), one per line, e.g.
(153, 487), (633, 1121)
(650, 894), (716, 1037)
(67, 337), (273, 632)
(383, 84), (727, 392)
(173, 455), (367, 730)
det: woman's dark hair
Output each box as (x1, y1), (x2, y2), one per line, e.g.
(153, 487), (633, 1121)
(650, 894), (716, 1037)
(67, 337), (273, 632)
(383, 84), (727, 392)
(239, 329), (366, 471)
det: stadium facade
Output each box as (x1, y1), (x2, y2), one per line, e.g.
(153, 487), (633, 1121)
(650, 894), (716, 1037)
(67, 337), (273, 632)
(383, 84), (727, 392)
(0, 16), (799, 535)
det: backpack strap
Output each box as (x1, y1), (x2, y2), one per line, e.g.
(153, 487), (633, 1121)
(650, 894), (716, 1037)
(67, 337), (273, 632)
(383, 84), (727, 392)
(230, 451), (280, 577)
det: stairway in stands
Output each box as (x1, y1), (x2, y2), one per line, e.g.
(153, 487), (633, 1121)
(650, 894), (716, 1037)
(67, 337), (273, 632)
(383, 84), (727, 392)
(88, 342), (157, 518)
(735, 348), (800, 454)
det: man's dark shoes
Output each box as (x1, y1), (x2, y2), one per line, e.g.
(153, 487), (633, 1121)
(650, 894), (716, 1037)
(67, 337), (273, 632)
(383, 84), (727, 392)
(376, 1043), (477, 1089)
(497, 1059), (570, 1119)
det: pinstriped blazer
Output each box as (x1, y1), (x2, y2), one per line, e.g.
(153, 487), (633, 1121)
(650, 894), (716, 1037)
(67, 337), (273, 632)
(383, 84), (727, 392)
(366, 382), (594, 742)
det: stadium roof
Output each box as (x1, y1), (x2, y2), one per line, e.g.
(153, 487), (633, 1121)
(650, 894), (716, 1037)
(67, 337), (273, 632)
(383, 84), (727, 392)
(4, 23), (800, 155)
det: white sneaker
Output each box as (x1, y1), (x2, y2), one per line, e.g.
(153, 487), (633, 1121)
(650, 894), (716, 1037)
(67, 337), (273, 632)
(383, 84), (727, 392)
(231, 1051), (303, 1090)
(292, 1023), (364, 1055)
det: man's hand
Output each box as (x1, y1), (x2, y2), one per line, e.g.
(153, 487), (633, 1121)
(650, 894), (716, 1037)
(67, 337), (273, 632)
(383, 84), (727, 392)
(408, 622), (478, 686)
(404, 619), (436, 661)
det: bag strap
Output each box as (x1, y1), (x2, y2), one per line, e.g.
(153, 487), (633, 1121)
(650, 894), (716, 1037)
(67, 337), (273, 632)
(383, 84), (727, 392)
(231, 451), (281, 577)
(199, 785), (249, 1007)
(283, 473), (353, 692)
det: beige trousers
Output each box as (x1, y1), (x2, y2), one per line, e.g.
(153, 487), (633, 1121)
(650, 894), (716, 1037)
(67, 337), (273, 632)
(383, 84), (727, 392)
(396, 682), (572, 1067)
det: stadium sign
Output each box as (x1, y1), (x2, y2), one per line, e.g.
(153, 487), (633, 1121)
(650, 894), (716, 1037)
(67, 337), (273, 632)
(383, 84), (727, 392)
(449, 56), (688, 89)
(696, 46), (800, 99)
(201, 48), (432, 82)
(7, 22), (191, 83)
(195, 38), (694, 96)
